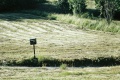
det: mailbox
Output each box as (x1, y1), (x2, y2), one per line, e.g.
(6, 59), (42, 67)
(30, 38), (37, 45)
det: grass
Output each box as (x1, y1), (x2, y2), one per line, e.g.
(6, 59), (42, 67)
(36, 0), (120, 33)
(53, 13), (120, 33)
(21, 9), (120, 33)
(0, 11), (120, 66)
(60, 64), (67, 70)
(0, 66), (120, 80)
(0, 1), (119, 79)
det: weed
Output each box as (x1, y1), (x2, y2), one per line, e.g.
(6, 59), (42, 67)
(60, 64), (67, 70)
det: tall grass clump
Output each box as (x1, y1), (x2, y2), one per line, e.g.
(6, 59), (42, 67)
(54, 13), (120, 33)
(60, 64), (67, 70)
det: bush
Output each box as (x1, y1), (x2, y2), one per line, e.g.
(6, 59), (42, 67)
(95, 0), (120, 24)
(57, 0), (70, 13)
(56, 0), (86, 14)
(95, 0), (120, 12)
(68, 0), (86, 15)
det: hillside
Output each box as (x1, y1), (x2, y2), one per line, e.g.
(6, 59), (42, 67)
(0, 13), (120, 62)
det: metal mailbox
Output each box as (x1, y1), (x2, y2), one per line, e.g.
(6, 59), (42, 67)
(30, 38), (37, 58)
(30, 38), (37, 45)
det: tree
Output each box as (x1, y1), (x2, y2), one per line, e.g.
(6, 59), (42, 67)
(95, 0), (120, 24)
(103, 0), (115, 24)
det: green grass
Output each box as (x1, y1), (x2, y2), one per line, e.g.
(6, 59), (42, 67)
(60, 64), (67, 70)
(52, 13), (120, 33)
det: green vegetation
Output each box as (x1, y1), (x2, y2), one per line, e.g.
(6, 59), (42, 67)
(53, 13), (120, 33)
(68, 0), (86, 15)
(57, 0), (70, 13)
(95, 0), (120, 24)
(57, 0), (86, 14)
(60, 64), (67, 70)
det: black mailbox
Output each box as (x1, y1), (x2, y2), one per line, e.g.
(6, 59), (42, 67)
(30, 38), (37, 45)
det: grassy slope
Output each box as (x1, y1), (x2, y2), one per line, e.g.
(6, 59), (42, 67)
(0, 0), (120, 65)
(0, 12), (120, 62)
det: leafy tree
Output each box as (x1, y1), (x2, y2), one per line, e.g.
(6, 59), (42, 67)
(95, 0), (120, 24)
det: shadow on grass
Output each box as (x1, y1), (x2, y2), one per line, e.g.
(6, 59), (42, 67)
(1, 56), (120, 67)
(0, 10), (54, 21)
(0, 2), (61, 21)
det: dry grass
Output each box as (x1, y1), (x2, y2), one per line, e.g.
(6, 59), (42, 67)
(0, 66), (120, 80)
(0, 13), (120, 62)
(0, 1), (120, 79)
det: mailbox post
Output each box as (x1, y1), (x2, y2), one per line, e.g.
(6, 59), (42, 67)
(30, 38), (37, 58)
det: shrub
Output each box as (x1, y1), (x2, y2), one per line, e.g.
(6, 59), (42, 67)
(56, 0), (86, 14)
(95, 0), (120, 24)
(95, 0), (120, 12)
(56, 0), (70, 13)
(68, 0), (86, 15)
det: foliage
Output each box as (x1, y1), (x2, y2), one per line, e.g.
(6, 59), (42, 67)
(95, 0), (120, 24)
(95, 0), (120, 12)
(68, 0), (86, 15)
(56, 0), (86, 14)
(56, 0), (70, 13)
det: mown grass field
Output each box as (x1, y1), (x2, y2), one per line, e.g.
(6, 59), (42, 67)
(0, 12), (120, 62)
(0, 66), (120, 80)
(0, 0), (120, 79)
